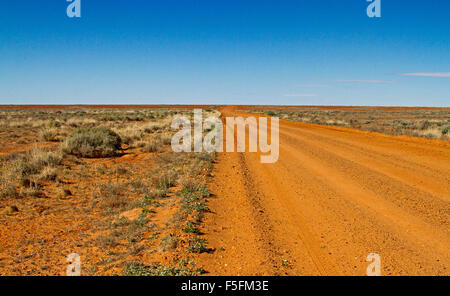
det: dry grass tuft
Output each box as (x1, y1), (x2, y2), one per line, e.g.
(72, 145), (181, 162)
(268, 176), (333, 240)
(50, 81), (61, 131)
(61, 127), (122, 158)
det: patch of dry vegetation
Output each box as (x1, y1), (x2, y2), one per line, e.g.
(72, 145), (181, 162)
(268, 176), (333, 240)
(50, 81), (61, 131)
(61, 127), (122, 158)
(0, 106), (219, 275)
(0, 147), (62, 198)
(247, 107), (450, 140)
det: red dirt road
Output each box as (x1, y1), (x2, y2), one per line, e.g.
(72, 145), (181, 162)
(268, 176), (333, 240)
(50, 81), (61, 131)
(197, 107), (450, 276)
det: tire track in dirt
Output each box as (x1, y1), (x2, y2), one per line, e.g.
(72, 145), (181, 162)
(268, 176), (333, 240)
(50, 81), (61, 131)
(198, 107), (450, 275)
(244, 152), (341, 275)
(196, 151), (289, 275)
(278, 130), (450, 227)
(198, 119), (323, 275)
(281, 122), (450, 173)
(280, 124), (450, 199)
(234, 153), (285, 274)
(279, 145), (449, 261)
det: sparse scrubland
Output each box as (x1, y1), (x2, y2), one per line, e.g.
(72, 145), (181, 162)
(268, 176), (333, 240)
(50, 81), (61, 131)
(0, 107), (218, 275)
(1, 105), (448, 276)
(244, 106), (450, 140)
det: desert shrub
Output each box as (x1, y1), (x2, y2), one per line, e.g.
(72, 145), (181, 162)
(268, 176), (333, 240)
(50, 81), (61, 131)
(139, 193), (162, 208)
(0, 148), (62, 198)
(0, 184), (19, 199)
(157, 134), (172, 146)
(5, 148), (62, 180)
(19, 184), (42, 198)
(160, 234), (178, 251)
(125, 115), (144, 122)
(184, 222), (199, 234)
(195, 152), (215, 163)
(441, 125), (449, 135)
(135, 140), (146, 148)
(419, 120), (432, 130)
(183, 199), (207, 213)
(28, 149), (61, 170)
(128, 180), (150, 194)
(66, 118), (97, 128)
(62, 127), (121, 158)
(39, 128), (59, 142)
(188, 237), (208, 253)
(48, 120), (62, 128)
(142, 138), (161, 153)
(38, 166), (58, 181)
(141, 134), (171, 153)
(179, 180), (209, 214)
(156, 172), (178, 190)
(96, 183), (132, 213)
(122, 262), (151, 276)
(181, 179), (202, 194)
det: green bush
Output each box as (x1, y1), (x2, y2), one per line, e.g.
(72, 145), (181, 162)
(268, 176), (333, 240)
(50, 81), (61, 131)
(188, 237), (208, 253)
(62, 127), (121, 158)
(184, 222), (199, 234)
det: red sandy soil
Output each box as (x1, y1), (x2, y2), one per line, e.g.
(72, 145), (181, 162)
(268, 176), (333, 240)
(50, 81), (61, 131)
(195, 106), (450, 275)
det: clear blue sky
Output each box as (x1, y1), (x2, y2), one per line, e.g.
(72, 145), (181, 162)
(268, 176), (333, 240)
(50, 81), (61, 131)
(1, 0), (449, 106)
